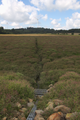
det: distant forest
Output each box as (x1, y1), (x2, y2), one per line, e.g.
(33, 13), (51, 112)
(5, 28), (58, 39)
(0, 26), (80, 34)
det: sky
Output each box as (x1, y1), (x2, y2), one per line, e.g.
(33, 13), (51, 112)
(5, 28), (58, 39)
(0, 0), (80, 30)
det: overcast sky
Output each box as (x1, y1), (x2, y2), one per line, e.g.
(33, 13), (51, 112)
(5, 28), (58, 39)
(0, 0), (80, 30)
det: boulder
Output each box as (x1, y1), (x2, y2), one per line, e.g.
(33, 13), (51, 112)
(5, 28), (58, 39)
(15, 112), (20, 117)
(66, 113), (72, 119)
(54, 105), (71, 114)
(53, 99), (63, 106)
(49, 84), (53, 88)
(47, 112), (63, 120)
(27, 102), (34, 107)
(19, 108), (27, 113)
(35, 110), (44, 115)
(10, 117), (18, 120)
(34, 114), (45, 120)
(20, 99), (26, 103)
(28, 98), (33, 103)
(66, 112), (80, 120)
(2, 117), (7, 120)
(45, 102), (53, 111)
(47, 89), (50, 92)
(15, 102), (22, 108)
(47, 87), (53, 92)
(21, 113), (25, 117)
(21, 117), (26, 120)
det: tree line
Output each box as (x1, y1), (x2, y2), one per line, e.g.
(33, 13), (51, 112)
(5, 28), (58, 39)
(0, 27), (80, 34)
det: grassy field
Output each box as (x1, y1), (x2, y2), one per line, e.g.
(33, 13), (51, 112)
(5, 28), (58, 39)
(0, 35), (80, 119)
(0, 34), (57, 36)
(0, 35), (80, 87)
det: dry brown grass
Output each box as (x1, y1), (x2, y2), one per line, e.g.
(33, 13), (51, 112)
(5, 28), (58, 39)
(0, 34), (75, 36)
(0, 34), (57, 36)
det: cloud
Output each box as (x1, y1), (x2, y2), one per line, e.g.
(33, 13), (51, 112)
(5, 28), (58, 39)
(25, 11), (40, 25)
(66, 12), (80, 29)
(0, 0), (48, 28)
(0, 0), (39, 23)
(30, 0), (54, 10)
(51, 18), (61, 29)
(42, 14), (48, 20)
(26, 11), (37, 24)
(30, 0), (80, 11)
(51, 12), (80, 30)
(1, 20), (7, 25)
(11, 22), (22, 28)
(25, 12), (48, 25)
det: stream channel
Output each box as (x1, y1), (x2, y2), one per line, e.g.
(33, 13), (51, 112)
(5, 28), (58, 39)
(27, 38), (47, 120)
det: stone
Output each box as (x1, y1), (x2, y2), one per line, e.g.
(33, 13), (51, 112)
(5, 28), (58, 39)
(15, 112), (20, 117)
(2, 117), (7, 120)
(45, 102), (53, 111)
(34, 114), (45, 120)
(19, 108), (27, 113)
(35, 110), (44, 115)
(53, 99), (63, 106)
(66, 112), (80, 120)
(21, 113), (25, 117)
(49, 84), (53, 88)
(47, 87), (53, 92)
(20, 99), (26, 102)
(36, 95), (42, 100)
(47, 89), (50, 92)
(47, 112), (63, 120)
(28, 98), (33, 103)
(11, 117), (18, 120)
(14, 118), (18, 120)
(66, 113), (72, 119)
(54, 105), (71, 114)
(21, 117), (26, 120)
(18, 115), (22, 120)
(15, 102), (22, 108)
(40, 96), (43, 99)
(27, 102), (34, 107)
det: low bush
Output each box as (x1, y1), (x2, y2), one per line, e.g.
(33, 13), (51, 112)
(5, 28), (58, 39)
(0, 72), (34, 119)
(37, 71), (80, 118)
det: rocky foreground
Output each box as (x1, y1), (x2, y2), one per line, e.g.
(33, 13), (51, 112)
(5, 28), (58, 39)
(2, 84), (80, 120)
(34, 84), (80, 120)
(34, 99), (80, 120)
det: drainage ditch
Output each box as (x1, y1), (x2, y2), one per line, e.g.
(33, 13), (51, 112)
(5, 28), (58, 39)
(35, 38), (43, 88)
(27, 38), (45, 120)
(27, 89), (47, 120)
